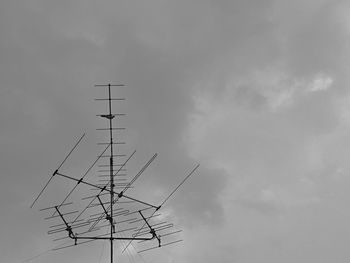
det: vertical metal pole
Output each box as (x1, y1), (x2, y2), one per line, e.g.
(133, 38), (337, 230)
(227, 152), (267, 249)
(108, 84), (114, 263)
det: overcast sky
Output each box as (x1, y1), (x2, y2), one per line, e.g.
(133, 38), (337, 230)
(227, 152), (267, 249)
(2, 1), (350, 263)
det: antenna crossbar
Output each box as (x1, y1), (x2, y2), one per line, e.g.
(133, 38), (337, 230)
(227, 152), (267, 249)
(94, 84), (125, 87)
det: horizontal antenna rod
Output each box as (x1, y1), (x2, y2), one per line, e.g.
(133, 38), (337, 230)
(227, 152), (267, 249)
(98, 164), (125, 167)
(98, 178), (127, 182)
(48, 222), (90, 235)
(96, 128), (125, 131)
(98, 174), (127, 177)
(97, 169), (126, 173)
(95, 98), (125, 101)
(97, 142), (125, 145)
(94, 84), (125, 87)
(40, 202), (73, 211)
(96, 114), (126, 117)
(138, 230), (182, 243)
(129, 214), (161, 224)
(98, 154), (126, 158)
(49, 219), (84, 229)
(138, 240), (183, 253)
(45, 210), (79, 220)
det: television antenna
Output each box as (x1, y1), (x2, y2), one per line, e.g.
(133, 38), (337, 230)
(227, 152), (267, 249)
(30, 84), (199, 263)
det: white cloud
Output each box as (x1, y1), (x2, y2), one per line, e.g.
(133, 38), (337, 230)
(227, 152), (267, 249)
(307, 73), (333, 92)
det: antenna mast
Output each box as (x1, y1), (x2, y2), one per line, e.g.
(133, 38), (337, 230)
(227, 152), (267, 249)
(30, 83), (200, 263)
(97, 83), (119, 263)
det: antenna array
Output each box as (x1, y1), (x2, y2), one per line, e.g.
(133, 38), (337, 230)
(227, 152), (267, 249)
(31, 84), (199, 263)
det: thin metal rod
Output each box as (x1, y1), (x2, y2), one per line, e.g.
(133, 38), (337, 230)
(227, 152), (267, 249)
(138, 230), (182, 243)
(121, 195), (158, 209)
(135, 224), (173, 236)
(30, 133), (86, 208)
(98, 169), (126, 172)
(94, 84), (125, 87)
(96, 113), (126, 117)
(73, 235), (154, 241)
(98, 174), (127, 177)
(30, 175), (56, 209)
(40, 202), (73, 211)
(136, 221), (170, 230)
(45, 210), (79, 220)
(97, 195), (109, 216)
(48, 222), (90, 235)
(96, 128), (125, 130)
(138, 210), (153, 230)
(97, 180), (127, 183)
(95, 98), (125, 101)
(57, 133), (86, 170)
(52, 239), (96, 251)
(88, 208), (124, 218)
(160, 164), (200, 207)
(138, 240), (183, 253)
(129, 214), (161, 224)
(98, 154), (126, 158)
(49, 218), (84, 228)
(98, 164), (125, 167)
(97, 142), (125, 145)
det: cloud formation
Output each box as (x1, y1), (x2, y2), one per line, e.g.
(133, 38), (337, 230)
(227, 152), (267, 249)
(2, 1), (350, 263)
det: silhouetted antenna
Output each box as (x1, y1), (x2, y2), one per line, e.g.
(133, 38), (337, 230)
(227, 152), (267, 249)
(30, 83), (200, 263)
(87, 153), (158, 231)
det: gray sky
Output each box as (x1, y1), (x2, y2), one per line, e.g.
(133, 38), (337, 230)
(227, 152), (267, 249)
(2, 0), (350, 262)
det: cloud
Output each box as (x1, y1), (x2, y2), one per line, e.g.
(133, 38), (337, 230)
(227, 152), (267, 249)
(3, 1), (350, 263)
(307, 73), (333, 92)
